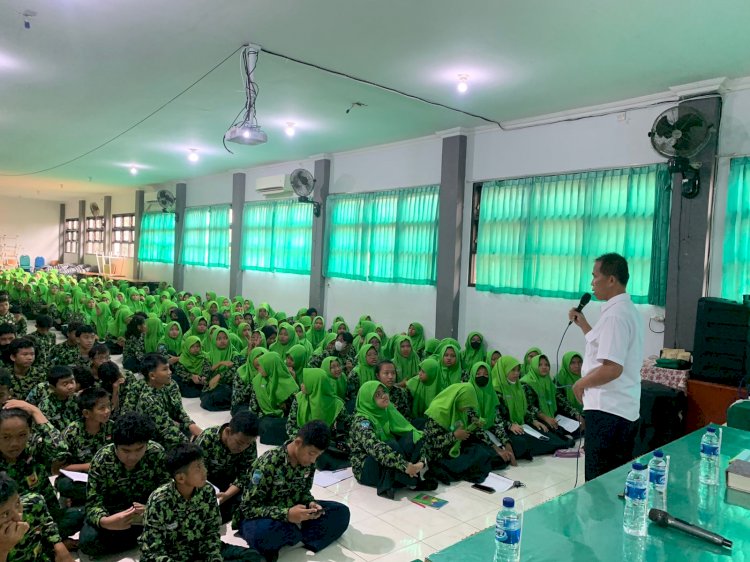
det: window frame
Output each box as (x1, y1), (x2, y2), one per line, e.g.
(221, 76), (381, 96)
(111, 213), (136, 258)
(64, 218), (80, 254)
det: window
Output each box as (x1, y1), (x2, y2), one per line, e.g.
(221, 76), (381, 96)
(64, 219), (79, 254)
(84, 216), (105, 254)
(722, 157), (750, 301)
(112, 213), (136, 258)
(138, 213), (175, 263)
(180, 205), (231, 268)
(241, 200), (313, 274)
(325, 185), (439, 285)
(471, 164), (671, 305)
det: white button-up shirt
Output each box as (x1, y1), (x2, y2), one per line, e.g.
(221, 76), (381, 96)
(581, 292), (644, 422)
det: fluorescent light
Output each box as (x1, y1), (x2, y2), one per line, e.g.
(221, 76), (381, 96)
(285, 122), (296, 137)
(187, 149), (199, 163)
(129, 166), (138, 175)
(457, 74), (469, 94)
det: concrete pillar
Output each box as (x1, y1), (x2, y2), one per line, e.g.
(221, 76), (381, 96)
(77, 200), (85, 263)
(58, 204), (65, 263)
(103, 196), (112, 255)
(309, 159), (331, 313)
(173, 183), (187, 291)
(230, 173), (246, 297)
(133, 190), (145, 279)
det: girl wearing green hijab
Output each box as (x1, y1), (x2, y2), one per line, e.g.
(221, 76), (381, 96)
(158, 321), (183, 357)
(322, 356), (347, 401)
(285, 344), (309, 381)
(306, 316), (327, 350)
(555, 351), (584, 414)
(254, 302), (273, 329)
(353, 320), (376, 351)
(269, 322), (298, 357)
(422, 383), (495, 484)
(186, 315), (209, 345)
(486, 349), (503, 370)
(363, 332), (385, 360)
(285, 368), (350, 470)
(461, 332), (487, 372)
(173, 336), (210, 398)
(105, 306), (132, 354)
(391, 335), (420, 384)
(406, 358), (443, 420)
(346, 344), (379, 405)
(200, 327), (237, 412)
(232, 347), (267, 415)
(493, 355), (571, 457)
(93, 301), (112, 341)
(144, 314), (164, 354)
(374, 360), (412, 419)
(293, 322), (314, 356)
(436, 342), (464, 387)
(423, 338), (441, 361)
(350, 381), (432, 499)
(251, 352), (299, 445)
(521, 346), (543, 375)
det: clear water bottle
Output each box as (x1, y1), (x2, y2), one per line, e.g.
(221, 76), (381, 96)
(494, 497), (521, 562)
(699, 427), (720, 485)
(648, 450), (667, 510)
(623, 462), (648, 537)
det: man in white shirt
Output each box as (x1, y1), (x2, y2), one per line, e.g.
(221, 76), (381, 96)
(569, 253), (644, 481)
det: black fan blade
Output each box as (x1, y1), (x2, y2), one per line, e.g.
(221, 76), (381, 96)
(674, 113), (704, 132)
(654, 116), (677, 138)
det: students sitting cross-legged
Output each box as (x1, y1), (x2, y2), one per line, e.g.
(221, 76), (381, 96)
(233, 421), (351, 562)
(375, 360), (412, 419)
(139, 443), (261, 562)
(122, 315), (147, 373)
(200, 327), (238, 411)
(173, 335), (210, 398)
(25, 314), (55, 371)
(232, 347), (267, 415)
(250, 351), (298, 446)
(405, 358), (442, 423)
(80, 412), (169, 558)
(35, 366), (79, 432)
(8, 338), (45, 402)
(195, 410), (260, 523)
(49, 322), (80, 368)
(349, 381), (435, 499)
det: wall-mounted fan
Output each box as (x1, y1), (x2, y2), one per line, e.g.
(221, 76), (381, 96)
(290, 168), (321, 217)
(89, 202), (101, 217)
(648, 106), (714, 199)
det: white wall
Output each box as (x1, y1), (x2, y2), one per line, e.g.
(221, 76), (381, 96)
(0, 195), (60, 265)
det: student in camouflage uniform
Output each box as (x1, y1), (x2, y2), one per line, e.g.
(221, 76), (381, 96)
(375, 360), (412, 419)
(194, 410), (259, 523)
(57, 387), (113, 505)
(251, 352), (298, 446)
(231, 348), (266, 415)
(49, 323), (81, 368)
(200, 327), (239, 412)
(9, 306), (26, 337)
(133, 353), (201, 448)
(171, 335), (210, 398)
(0, 474), (74, 562)
(24, 315), (55, 372)
(234, 421), (350, 562)
(122, 316), (146, 373)
(96, 361), (137, 419)
(0, 324), (17, 368)
(0, 297), (15, 328)
(139, 443), (261, 562)
(7, 340), (45, 404)
(307, 332), (357, 374)
(69, 325), (96, 370)
(0, 371), (12, 407)
(80, 412), (169, 557)
(36, 366), (79, 432)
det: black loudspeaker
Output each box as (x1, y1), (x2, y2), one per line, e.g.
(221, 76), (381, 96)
(634, 381), (687, 457)
(691, 297), (750, 386)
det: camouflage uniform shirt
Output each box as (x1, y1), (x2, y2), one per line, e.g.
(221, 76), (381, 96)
(7, 493), (62, 562)
(285, 397), (350, 454)
(134, 381), (195, 448)
(49, 341), (80, 367)
(10, 366), (46, 403)
(61, 420), (113, 465)
(122, 334), (145, 366)
(194, 424), (257, 491)
(349, 414), (418, 480)
(25, 331), (56, 371)
(37, 393), (79, 432)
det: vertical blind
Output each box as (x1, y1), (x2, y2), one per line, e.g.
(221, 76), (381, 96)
(179, 205), (231, 268)
(722, 157), (750, 301)
(475, 164), (671, 305)
(138, 212), (175, 263)
(325, 185), (439, 285)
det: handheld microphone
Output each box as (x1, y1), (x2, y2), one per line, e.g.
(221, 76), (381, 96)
(648, 508), (733, 549)
(567, 292), (592, 326)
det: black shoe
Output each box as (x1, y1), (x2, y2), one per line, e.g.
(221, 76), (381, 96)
(377, 487), (396, 500)
(415, 478), (439, 491)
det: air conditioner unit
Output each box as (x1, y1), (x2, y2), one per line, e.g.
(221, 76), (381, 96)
(255, 174), (292, 197)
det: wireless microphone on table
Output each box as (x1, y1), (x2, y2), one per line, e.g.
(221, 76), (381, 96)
(648, 508), (733, 549)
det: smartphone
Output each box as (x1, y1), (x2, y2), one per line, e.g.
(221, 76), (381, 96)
(471, 483), (495, 494)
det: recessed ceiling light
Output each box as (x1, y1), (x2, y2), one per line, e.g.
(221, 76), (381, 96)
(457, 74), (469, 94)
(285, 122), (296, 137)
(187, 149), (199, 163)
(129, 166), (138, 175)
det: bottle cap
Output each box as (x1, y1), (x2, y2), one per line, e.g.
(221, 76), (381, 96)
(632, 462), (645, 470)
(706, 427), (716, 433)
(653, 450), (664, 458)
(502, 497), (515, 508)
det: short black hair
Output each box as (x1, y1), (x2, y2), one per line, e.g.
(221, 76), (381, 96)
(596, 253), (630, 286)
(113, 412), (155, 446)
(0, 369), (11, 389)
(77, 386), (110, 414)
(141, 353), (167, 379)
(66, 322), (81, 336)
(97, 361), (121, 393)
(341, 332), (354, 344)
(0, 323), (16, 337)
(297, 420), (330, 451)
(0, 473), (19, 505)
(125, 316), (145, 339)
(72, 365), (96, 391)
(375, 360), (395, 376)
(0, 296), (8, 303)
(228, 410), (259, 437)
(48, 365), (74, 386)
(0, 408), (31, 429)
(9, 305), (20, 314)
(261, 326), (277, 340)
(35, 315), (53, 329)
(89, 343), (109, 359)
(306, 308), (317, 316)
(75, 324), (95, 337)
(165, 443), (203, 477)
(9, 338), (33, 357)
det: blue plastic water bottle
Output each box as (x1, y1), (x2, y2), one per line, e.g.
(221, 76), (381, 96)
(623, 462), (648, 537)
(494, 497), (521, 562)
(699, 427), (720, 485)
(648, 449), (667, 510)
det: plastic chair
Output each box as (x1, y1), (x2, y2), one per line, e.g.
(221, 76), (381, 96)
(34, 256), (45, 270)
(19, 255), (31, 272)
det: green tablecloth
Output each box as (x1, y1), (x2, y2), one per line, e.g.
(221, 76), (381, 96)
(428, 427), (750, 561)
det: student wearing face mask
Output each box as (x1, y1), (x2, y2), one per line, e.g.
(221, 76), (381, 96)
(308, 332), (357, 375)
(461, 332), (486, 372)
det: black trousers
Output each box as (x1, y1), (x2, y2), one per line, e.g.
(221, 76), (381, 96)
(79, 522), (142, 556)
(584, 409), (639, 482)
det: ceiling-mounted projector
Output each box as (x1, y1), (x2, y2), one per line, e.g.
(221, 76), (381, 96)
(225, 124), (268, 146)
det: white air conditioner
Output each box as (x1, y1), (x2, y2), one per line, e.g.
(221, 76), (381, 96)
(255, 174), (292, 197)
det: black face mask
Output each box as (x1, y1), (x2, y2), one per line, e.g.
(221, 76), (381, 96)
(470, 340), (482, 350)
(475, 375), (489, 387)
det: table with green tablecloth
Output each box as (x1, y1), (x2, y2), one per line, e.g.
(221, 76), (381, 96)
(428, 427), (750, 561)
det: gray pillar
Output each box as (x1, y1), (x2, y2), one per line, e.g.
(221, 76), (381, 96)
(103, 196), (112, 255)
(173, 183), (187, 291)
(435, 135), (467, 339)
(133, 190), (145, 279)
(309, 158), (331, 313)
(77, 200), (86, 263)
(663, 97), (722, 348)
(230, 173), (246, 297)
(58, 204), (65, 263)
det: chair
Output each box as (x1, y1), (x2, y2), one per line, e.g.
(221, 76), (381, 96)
(19, 255), (31, 272)
(34, 256), (45, 270)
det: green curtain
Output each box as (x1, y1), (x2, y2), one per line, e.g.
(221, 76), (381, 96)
(722, 157), (750, 301)
(207, 205), (230, 268)
(180, 207), (210, 266)
(241, 202), (274, 271)
(325, 186), (439, 285)
(475, 164), (670, 304)
(138, 213), (175, 263)
(272, 200), (312, 274)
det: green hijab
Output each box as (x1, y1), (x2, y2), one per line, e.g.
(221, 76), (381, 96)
(269, 322), (298, 356)
(406, 358), (442, 419)
(424, 383), (480, 457)
(306, 316), (327, 349)
(437, 343), (463, 387)
(296, 368), (344, 427)
(424, 338), (441, 360)
(522, 347), (543, 375)
(316, 333), (337, 354)
(493, 355), (528, 425)
(94, 302), (112, 340)
(461, 331), (486, 371)
(178, 335), (207, 374)
(555, 351), (583, 413)
(144, 315), (164, 353)
(469, 362), (499, 428)
(206, 327), (234, 370)
(409, 322), (426, 355)
(286, 344), (309, 377)
(321, 356), (347, 401)
(293, 322), (314, 356)
(252, 352), (299, 416)
(237, 347), (268, 384)
(390, 335), (420, 382)
(354, 320), (376, 350)
(107, 306), (132, 338)
(355, 381), (422, 443)
(159, 321), (183, 355)
(354, 344), (378, 385)
(187, 316), (209, 345)
(520, 355), (557, 418)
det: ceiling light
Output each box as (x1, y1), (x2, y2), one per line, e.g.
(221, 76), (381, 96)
(457, 74), (469, 94)
(285, 122), (296, 137)
(224, 45), (268, 147)
(129, 166), (138, 175)
(187, 149), (199, 163)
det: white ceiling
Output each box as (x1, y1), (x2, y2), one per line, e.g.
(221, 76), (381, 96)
(2, 0), (750, 200)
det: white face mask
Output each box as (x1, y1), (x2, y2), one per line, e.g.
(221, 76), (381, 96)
(507, 379), (517, 385)
(334, 341), (345, 352)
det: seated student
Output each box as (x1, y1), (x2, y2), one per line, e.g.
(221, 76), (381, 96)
(0, 400), (82, 541)
(487, 348), (503, 370)
(261, 325), (277, 348)
(56, 387), (113, 506)
(285, 344), (308, 382)
(97, 360), (133, 418)
(391, 335), (420, 384)
(521, 355), (583, 439)
(194, 410), (259, 523)
(9, 305), (27, 337)
(0, 370), (11, 407)
(81, 412), (169, 557)
(321, 356), (347, 401)
(8, 338), (45, 401)
(421, 383), (496, 484)
(461, 332), (487, 372)
(492, 356), (572, 457)
(0, 323), (17, 367)
(407, 322), (426, 359)
(157, 320), (183, 364)
(308, 331), (356, 374)
(308, 333), (336, 365)
(25, 314), (56, 371)
(232, 348), (267, 416)
(36, 366), (79, 431)
(375, 360), (411, 419)
(0, 474), (74, 562)
(50, 322), (81, 367)
(0, 297), (14, 328)
(134, 353), (202, 448)
(436, 341), (464, 387)
(286, 368), (350, 470)
(88, 343), (111, 381)
(555, 351), (584, 415)
(139, 442), (261, 562)
(105, 306), (132, 354)
(349, 381), (432, 499)
(201, 327), (238, 412)
(293, 323), (313, 356)
(250, 352), (298, 446)
(122, 315), (146, 373)
(67, 324), (97, 370)
(346, 344), (379, 404)
(234, 421), (351, 562)
(306, 315), (326, 351)
(521, 346), (542, 375)
(406, 358), (442, 422)
(173, 335), (210, 398)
